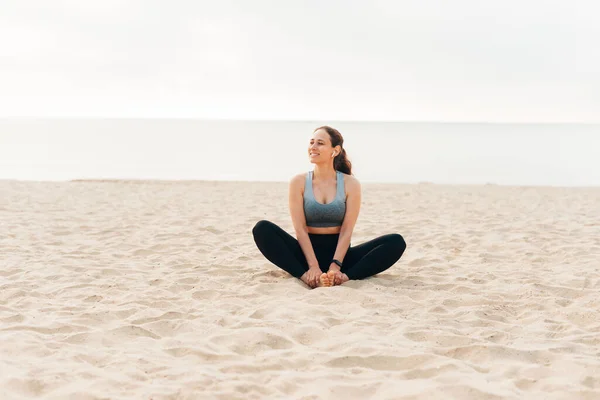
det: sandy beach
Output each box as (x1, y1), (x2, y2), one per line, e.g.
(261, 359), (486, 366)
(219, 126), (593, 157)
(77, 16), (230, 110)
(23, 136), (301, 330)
(1, 179), (599, 399)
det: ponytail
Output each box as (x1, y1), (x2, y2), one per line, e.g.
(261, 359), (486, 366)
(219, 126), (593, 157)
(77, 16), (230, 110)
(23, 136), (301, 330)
(334, 148), (352, 175)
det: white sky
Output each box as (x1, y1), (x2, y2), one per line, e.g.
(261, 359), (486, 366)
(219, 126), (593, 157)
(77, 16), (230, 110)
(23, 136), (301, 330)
(1, 0), (598, 122)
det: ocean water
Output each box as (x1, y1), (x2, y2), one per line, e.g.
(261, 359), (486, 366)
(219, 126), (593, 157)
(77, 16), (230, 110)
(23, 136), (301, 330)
(1, 119), (599, 186)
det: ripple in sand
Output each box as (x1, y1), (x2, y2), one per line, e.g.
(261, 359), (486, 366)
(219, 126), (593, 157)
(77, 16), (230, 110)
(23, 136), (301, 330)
(5, 378), (47, 397)
(1, 314), (25, 323)
(404, 331), (476, 347)
(403, 363), (460, 379)
(325, 354), (433, 371)
(131, 311), (185, 325)
(442, 344), (555, 365)
(107, 325), (160, 340)
(192, 289), (219, 300)
(209, 329), (295, 355)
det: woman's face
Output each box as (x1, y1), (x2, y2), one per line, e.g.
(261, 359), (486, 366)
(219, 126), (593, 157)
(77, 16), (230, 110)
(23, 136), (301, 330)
(308, 129), (336, 163)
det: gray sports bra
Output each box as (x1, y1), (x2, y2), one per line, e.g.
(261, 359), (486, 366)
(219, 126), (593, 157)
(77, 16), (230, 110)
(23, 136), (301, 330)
(304, 170), (346, 227)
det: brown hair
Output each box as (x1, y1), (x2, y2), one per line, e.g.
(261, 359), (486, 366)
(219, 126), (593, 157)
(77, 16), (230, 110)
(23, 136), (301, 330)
(314, 126), (352, 175)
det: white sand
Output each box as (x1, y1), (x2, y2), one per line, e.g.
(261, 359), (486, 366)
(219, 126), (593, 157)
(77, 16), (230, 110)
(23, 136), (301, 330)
(1, 180), (599, 399)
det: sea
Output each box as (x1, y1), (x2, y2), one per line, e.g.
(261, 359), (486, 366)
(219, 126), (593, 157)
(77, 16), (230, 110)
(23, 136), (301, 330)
(1, 119), (599, 187)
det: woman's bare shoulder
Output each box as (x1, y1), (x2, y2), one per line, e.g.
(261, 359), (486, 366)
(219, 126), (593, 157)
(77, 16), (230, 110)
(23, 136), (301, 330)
(341, 173), (361, 195)
(342, 173), (360, 185)
(290, 172), (308, 183)
(289, 173), (307, 192)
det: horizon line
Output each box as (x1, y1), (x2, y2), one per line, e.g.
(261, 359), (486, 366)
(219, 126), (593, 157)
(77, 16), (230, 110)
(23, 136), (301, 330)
(1, 116), (599, 125)
(1, 178), (598, 190)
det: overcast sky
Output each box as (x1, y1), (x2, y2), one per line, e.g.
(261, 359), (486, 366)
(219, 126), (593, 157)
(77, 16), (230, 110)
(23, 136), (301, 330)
(1, 0), (598, 122)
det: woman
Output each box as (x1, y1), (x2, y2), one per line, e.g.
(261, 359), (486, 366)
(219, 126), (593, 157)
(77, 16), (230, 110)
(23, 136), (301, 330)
(252, 126), (406, 288)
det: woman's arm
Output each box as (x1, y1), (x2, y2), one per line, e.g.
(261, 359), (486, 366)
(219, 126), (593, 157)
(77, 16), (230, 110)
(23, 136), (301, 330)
(331, 176), (361, 268)
(289, 174), (320, 270)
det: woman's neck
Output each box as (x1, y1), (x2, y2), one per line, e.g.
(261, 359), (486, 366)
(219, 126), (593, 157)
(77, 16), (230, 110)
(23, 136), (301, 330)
(313, 164), (336, 181)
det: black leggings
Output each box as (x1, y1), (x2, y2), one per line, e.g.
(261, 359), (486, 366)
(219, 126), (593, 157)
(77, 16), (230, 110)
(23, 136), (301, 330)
(252, 220), (406, 280)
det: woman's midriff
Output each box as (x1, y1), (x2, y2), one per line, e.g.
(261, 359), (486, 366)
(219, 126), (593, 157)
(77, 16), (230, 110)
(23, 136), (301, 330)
(307, 226), (341, 235)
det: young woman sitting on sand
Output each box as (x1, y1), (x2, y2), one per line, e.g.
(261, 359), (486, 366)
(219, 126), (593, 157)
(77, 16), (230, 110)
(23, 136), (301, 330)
(252, 126), (406, 288)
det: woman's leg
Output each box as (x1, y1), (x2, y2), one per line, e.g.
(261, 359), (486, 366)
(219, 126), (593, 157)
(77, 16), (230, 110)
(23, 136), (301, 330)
(342, 233), (406, 280)
(252, 220), (308, 278)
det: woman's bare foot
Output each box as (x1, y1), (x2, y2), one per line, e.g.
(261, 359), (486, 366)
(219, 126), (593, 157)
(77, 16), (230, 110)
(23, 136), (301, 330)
(319, 273), (333, 287)
(327, 270), (350, 286)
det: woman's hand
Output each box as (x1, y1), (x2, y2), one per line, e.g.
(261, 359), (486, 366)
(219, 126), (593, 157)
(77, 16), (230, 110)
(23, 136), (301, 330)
(302, 267), (323, 288)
